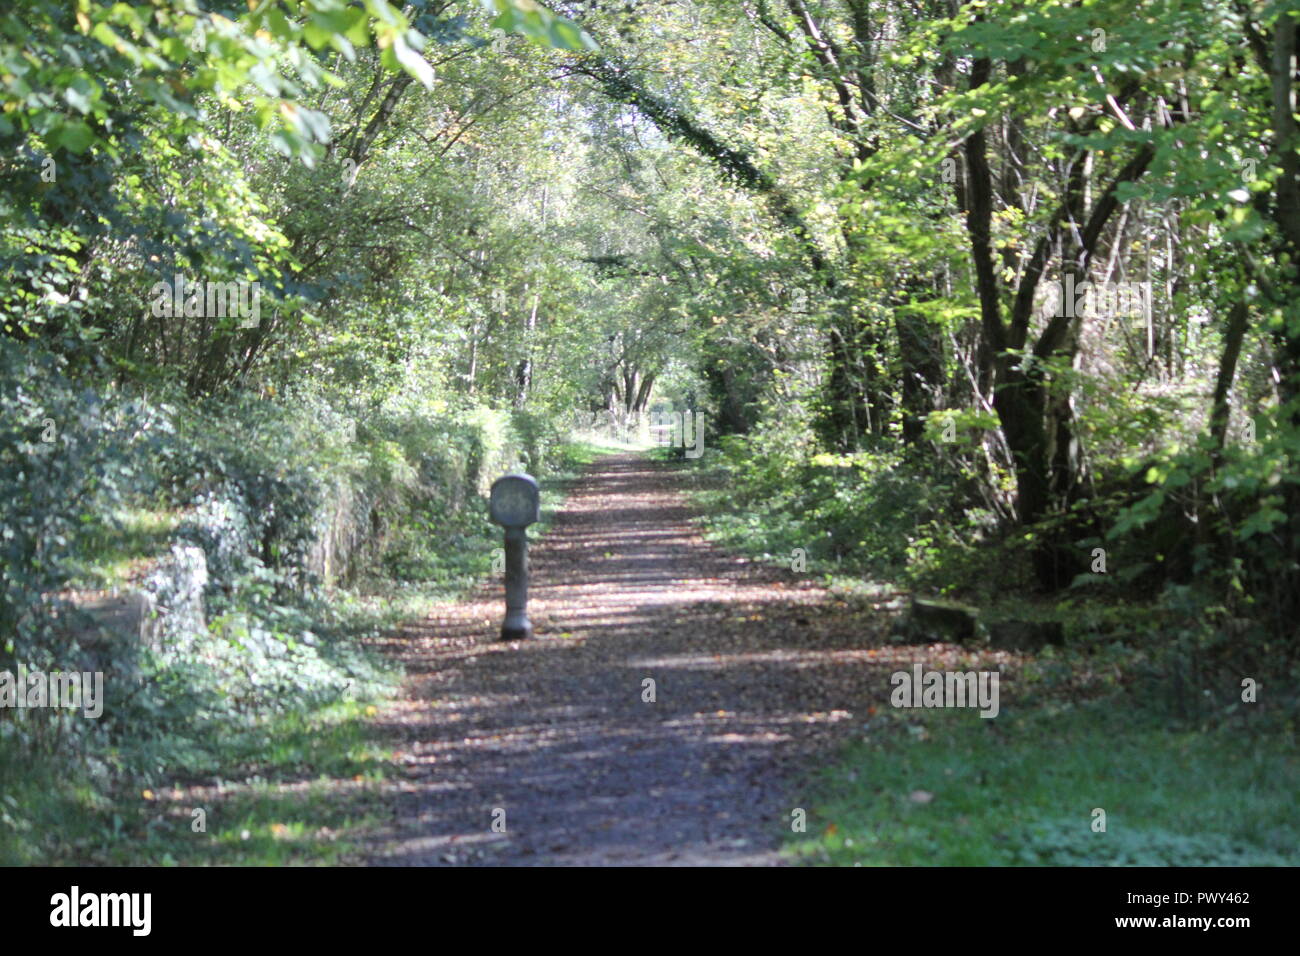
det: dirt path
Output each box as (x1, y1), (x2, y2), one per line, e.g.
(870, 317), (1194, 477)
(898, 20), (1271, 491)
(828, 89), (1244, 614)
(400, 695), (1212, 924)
(367, 452), (905, 866)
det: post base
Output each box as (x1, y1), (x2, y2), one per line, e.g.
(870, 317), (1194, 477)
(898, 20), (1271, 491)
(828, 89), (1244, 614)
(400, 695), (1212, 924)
(500, 623), (532, 642)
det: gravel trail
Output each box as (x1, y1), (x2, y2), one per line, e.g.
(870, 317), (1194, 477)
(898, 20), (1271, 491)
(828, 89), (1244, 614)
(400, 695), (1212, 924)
(368, 452), (906, 866)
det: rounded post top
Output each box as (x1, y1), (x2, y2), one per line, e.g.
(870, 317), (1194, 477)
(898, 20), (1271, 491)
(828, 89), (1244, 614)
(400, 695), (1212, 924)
(490, 473), (540, 527)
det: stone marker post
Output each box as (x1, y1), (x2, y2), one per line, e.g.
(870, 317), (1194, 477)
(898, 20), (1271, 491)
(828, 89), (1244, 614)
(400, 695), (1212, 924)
(489, 473), (540, 641)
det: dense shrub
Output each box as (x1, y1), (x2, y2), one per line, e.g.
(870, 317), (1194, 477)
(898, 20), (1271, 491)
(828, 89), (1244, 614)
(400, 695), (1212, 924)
(701, 413), (989, 585)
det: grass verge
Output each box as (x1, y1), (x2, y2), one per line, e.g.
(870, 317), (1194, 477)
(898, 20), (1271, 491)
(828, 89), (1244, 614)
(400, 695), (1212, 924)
(786, 701), (1299, 865)
(1, 699), (392, 865)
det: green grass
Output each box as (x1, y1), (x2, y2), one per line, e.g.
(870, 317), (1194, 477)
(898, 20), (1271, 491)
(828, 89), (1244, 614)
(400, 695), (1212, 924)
(554, 437), (632, 466)
(787, 702), (1300, 866)
(1, 699), (394, 865)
